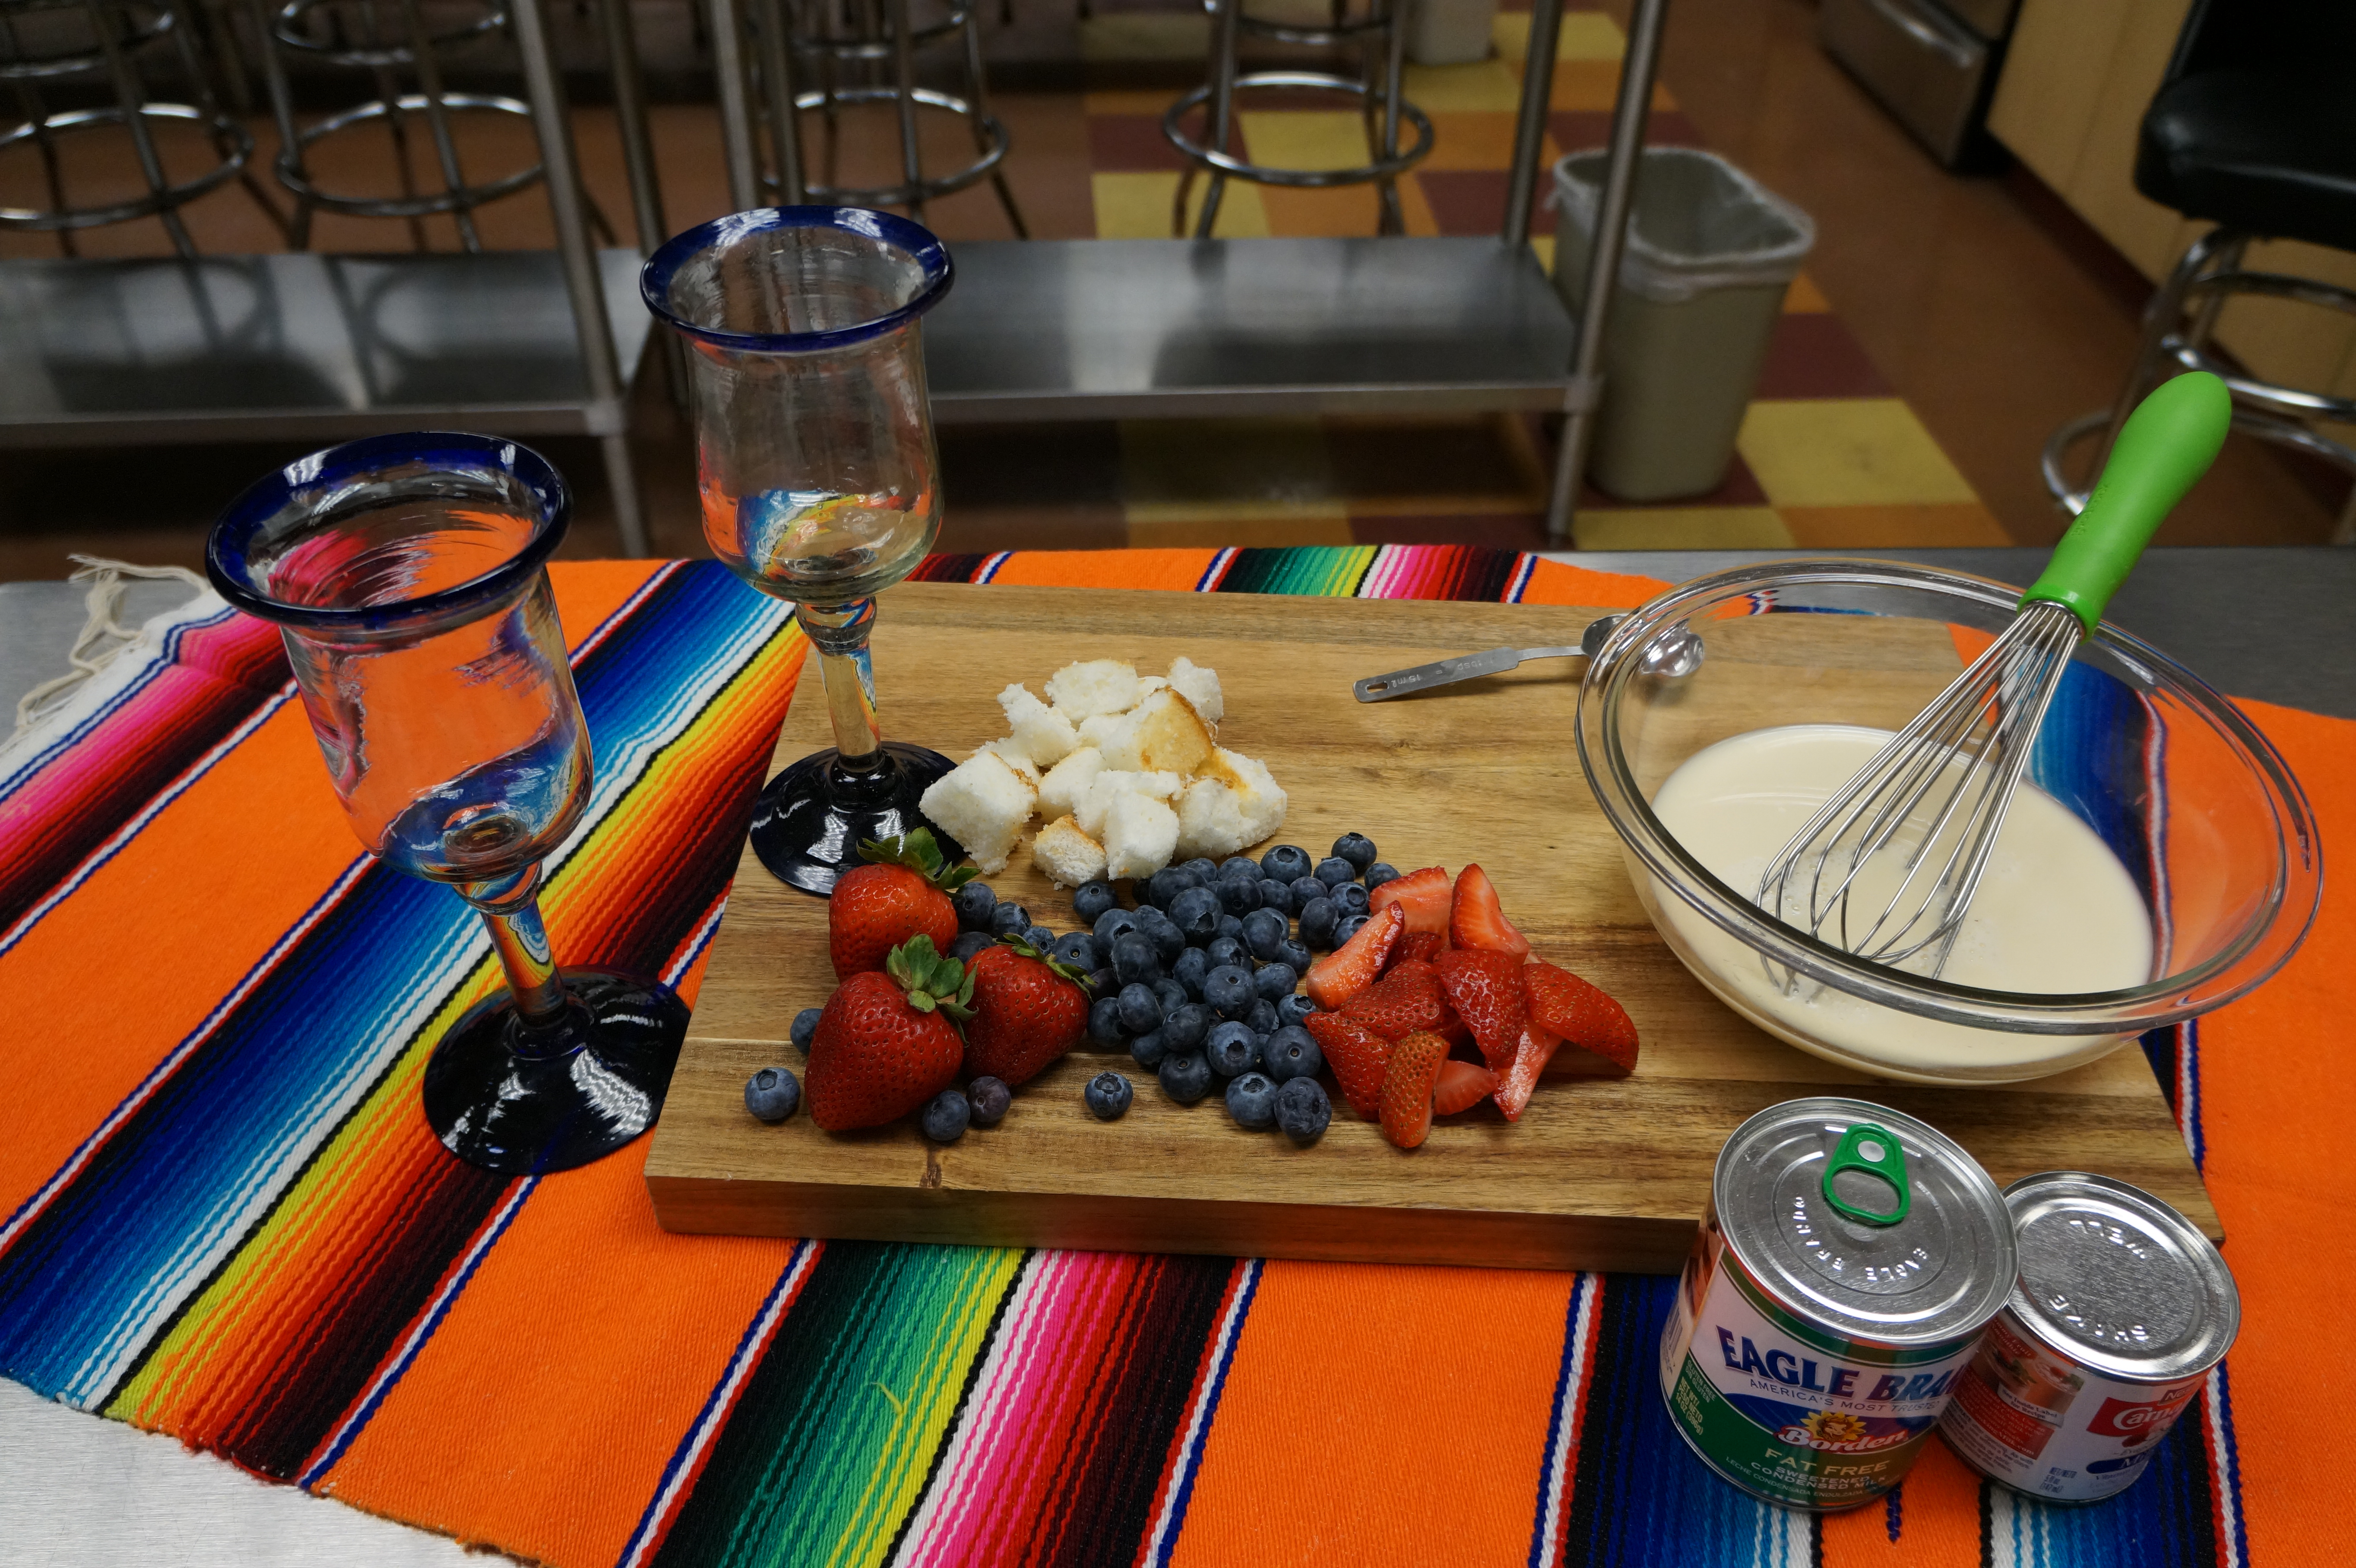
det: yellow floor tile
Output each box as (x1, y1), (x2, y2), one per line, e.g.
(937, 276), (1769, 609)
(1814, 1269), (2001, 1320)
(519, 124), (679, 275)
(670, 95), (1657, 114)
(1779, 502), (2014, 547)
(1239, 111), (1371, 173)
(1493, 11), (1626, 63)
(1783, 269), (1831, 313)
(1736, 399), (1980, 508)
(1529, 234), (1556, 273)
(1402, 60), (1525, 114)
(1080, 13), (1209, 61)
(1091, 171), (1268, 239)
(1572, 507), (1794, 550)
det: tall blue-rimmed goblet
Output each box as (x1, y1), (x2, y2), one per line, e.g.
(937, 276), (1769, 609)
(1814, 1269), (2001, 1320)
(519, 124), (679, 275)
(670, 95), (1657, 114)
(642, 206), (960, 896)
(207, 432), (690, 1174)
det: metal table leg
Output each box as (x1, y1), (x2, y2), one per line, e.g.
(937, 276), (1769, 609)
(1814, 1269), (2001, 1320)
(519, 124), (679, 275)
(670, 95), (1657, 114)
(709, 0), (761, 209)
(600, 0), (670, 248)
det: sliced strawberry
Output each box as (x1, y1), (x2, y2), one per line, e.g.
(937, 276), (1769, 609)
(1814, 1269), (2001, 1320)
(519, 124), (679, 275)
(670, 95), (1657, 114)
(1430, 947), (1528, 1072)
(1305, 901), (1404, 1011)
(1378, 1031), (1450, 1149)
(1523, 959), (1640, 1073)
(1340, 959), (1451, 1042)
(1395, 930), (1448, 967)
(1448, 865), (1531, 960)
(1304, 1011), (1392, 1119)
(1492, 1023), (1562, 1121)
(1369, 867), (1451, 937)
(1431, 1059), (1498, 1116)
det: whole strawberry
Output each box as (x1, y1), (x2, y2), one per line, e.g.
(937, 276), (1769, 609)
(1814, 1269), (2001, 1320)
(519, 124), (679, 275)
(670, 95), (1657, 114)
(962, 937), (1090, 1087)
(829, 828), (978, 980)
(807, 936), (973, 1131)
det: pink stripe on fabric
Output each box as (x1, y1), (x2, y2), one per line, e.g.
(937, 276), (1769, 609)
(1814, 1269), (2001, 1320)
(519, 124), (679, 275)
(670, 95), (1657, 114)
(1357, 545), (1417, 601)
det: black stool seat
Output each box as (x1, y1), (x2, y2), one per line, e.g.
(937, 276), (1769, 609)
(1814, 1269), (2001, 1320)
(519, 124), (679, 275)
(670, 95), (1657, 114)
(2137, 66), (2356, 253)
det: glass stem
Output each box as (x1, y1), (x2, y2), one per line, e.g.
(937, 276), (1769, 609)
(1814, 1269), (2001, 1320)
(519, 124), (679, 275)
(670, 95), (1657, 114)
(801, 597), (883, 771)
(460, 865), (570, 1024)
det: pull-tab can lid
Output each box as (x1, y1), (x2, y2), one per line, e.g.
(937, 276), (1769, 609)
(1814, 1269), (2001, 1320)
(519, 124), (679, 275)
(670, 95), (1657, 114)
(2003, 1172), (2239, 1383)
(1714, 1097), (2016, 1347)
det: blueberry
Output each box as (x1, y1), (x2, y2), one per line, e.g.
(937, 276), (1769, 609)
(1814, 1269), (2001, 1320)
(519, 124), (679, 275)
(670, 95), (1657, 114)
(1276, 939), (1313, 976)
(1219, 856), (1263, 882)
(1333, 912), (1370, 945)
(1205, 936), (1248, 971)
(1332, 882), (1371, 918)
(1086, 1071), (1134, 1120)
(1289, 875), (1327, 909)
(1260, 844), (1312, 883)
(1241, 907), (1289, 962)
(1205, 1020), (1260, 1077)
(992, 901), (1032, 937)
(1085, 966), (1117, 1000)
(1314, 857), (1356, 888)
(1215, 914), (1245, 945)
(1052, 931), (1099, 972)
(1245, 998), (1279, 1036)
(1172, 946), (1210, 998)
(1168, 884), (1221, 942)
(968, 1075), (1011, 1126)
(1128, 1030), (1169, 1069)
(1225, 1071), (1278, 1130)
(1134, 905), (1187, 964)
(1364, 863), (1401, 892)
(922, 1089), (971, 1143)
(1072, 880), (1118, 924)
(1117, 981), (1164, 1035)
(1332, 833), (1378, 873)
(744, 1066), (800, 1122)
(949, 930), (997, 963)
(1154, 977), (1190, 1016)
(1184, 857), (1219, 881)
(1163, 1001), (1211, 1050)
(1159, 1051), (1213, 1103)
(1203, 964), (1255, 1018)
(1257, 878), (1295, 917)
(1262, 1025), (1323, 1083)
(1112, 931), (1162, 986)
(1216, 876), (1263, 916)
(1275, 1077), (1332, 1144)
(1252, 962), (1297, 1003)
(790, 1008), (822, 1052)
(1088, 995), (1127, 1046)
(1299, 897), (1339, 949)
(1023, 924), (1058, 953)
(1276, 993), (1318, 1029)
(1147, 866), (1200, 910)
(954, 881), (998, 932)
(1093, 907), (1140, 948)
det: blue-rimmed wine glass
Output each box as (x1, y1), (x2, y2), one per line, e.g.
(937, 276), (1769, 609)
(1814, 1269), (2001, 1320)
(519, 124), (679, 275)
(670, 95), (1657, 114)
(207, 432), (690, 1174)
(642, 206), (960, 895)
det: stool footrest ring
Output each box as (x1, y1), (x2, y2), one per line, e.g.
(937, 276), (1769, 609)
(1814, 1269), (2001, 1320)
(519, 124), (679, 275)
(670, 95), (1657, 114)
(1162, 70), (1432, 187)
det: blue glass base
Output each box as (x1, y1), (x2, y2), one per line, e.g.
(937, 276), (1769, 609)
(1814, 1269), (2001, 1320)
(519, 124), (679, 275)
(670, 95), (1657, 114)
(748, 742), (963, 896)
(422, 969), (690, 1173)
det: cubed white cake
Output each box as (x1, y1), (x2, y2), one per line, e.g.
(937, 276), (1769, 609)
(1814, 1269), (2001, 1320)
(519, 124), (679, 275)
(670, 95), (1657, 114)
(1206, 747), (1286, 842)
(1168, 657), (1223, 724)
(1030, 814), (1107, 887)
(1103, 790), (1181, 882)
(974, 738), (1041, 791)
(1173, 777), (1250, 861)
(1076, 712), (1124, 750)
(918, 750), (1033, 873)
(1037, 746), (1104, 820)
(1045, 659), (1140, 721)
(1096, 688), (1215, 776)
(1074, 768), (1183, 838)
(996, 683), (1080, 768)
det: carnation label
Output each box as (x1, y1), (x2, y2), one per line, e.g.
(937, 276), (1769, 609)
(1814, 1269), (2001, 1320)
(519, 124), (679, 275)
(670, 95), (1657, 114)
(1662, 1230), (1982, 1509)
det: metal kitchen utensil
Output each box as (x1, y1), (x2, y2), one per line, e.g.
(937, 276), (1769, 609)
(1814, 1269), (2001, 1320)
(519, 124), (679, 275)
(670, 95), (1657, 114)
(1353, 612), (1700, 701)
(1756, 372), (2232, 977)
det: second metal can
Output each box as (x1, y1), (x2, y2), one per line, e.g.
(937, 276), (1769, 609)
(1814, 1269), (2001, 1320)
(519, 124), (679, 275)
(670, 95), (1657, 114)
(1659, 1097), (2017, 1511)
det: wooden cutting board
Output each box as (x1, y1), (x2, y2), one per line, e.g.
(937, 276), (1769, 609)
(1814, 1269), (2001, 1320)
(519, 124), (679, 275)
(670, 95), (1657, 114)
(643, 583), (2215, 1274)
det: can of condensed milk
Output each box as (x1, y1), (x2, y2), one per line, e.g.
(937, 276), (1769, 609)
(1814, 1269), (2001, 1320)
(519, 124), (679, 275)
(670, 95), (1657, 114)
(1659, 1097), (2016, 1511)
(1938, 1172), (2239, 1503)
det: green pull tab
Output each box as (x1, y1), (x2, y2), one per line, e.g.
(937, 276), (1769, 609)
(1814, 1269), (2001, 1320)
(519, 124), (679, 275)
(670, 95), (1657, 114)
(1824, 1123), (1911, 1227)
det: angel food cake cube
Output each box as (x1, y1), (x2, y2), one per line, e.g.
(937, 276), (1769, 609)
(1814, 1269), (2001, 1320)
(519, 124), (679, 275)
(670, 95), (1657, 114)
(1102, 790), (1181, 882)
(1172, 747), (1286, 860)
(918, 750), (1034, 873)
(1044, 659), (1140, 722)
(1074, 769), (1183, 838)
(996, 683), (1080, 768)
(1167, 657), (1223, 724)
(1031, 814), (1107, 887)
(1097, 688), (1214, 776)
(1037, 746), (1104, 820)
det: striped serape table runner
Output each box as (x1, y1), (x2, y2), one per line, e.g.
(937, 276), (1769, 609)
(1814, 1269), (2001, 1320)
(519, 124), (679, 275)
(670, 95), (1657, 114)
(1, 546), (2346, 1568)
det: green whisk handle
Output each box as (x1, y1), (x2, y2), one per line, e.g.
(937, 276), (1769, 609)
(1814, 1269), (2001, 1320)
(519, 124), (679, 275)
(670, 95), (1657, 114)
(2022, 370), (2232, 632)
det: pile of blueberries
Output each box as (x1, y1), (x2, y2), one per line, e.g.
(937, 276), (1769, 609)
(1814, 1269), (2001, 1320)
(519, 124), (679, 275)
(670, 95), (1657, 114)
(950, 833), (1398, 1145)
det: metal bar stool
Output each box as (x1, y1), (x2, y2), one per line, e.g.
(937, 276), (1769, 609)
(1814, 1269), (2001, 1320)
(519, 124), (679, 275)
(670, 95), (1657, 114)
(0, 0), (287, 256)
(249, 0), (620, 252)
(2041, 0), (2356, 544)
(728, 0), (1025, 234)
(1162, 0), (1432, 238)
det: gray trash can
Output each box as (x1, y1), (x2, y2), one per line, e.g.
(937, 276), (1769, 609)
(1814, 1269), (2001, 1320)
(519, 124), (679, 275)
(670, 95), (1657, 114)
(1551, 147), (1814, 502)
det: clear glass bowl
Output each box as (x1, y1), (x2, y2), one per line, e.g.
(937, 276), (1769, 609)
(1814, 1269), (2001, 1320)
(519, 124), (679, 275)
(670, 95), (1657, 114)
(1574, 560), (2321, 1084)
